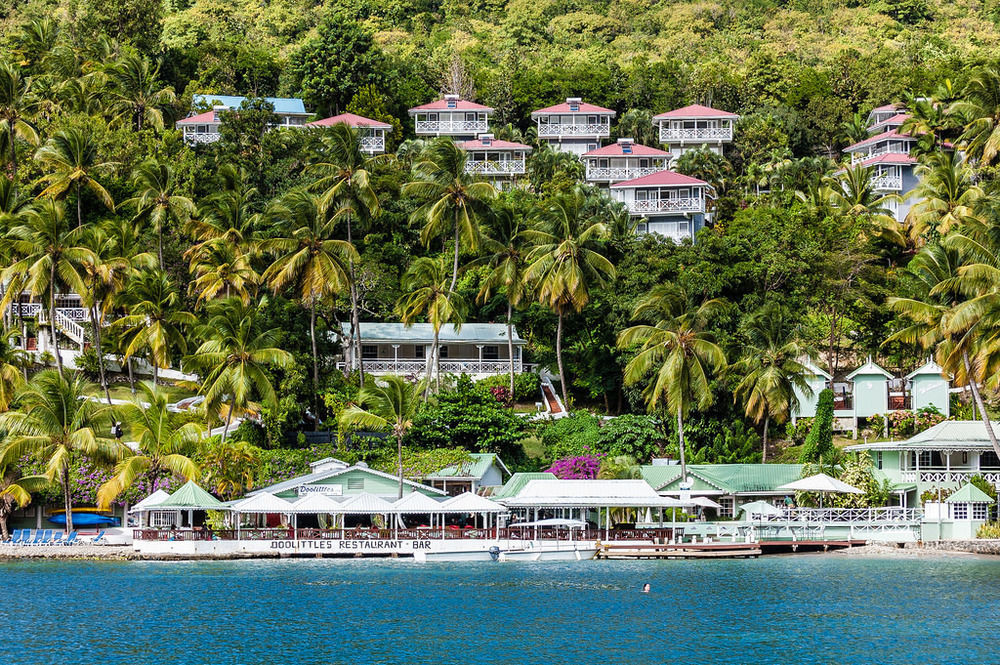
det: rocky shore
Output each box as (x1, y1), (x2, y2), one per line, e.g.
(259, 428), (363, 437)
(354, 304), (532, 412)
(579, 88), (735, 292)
(835, 541), (1000, 557)
(0, 545), (283, 561)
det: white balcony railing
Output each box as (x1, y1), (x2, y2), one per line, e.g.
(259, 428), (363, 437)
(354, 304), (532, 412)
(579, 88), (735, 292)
(871, 174), (903, 190)
(537, 123), (611, 137)
(465, 160), (526, 176)
(756, 507), (923, 524)
(8, 304), (91, 321)
(339, 359), (522, 376)
(900, 470), (1000, 486)
(184, 133), (221, 145)
(415, 120), (488, 135)
(626, 197), (704, 215)
(658, 126), (733, 142)
(359, 135), (385, 154)
(850, 144), (911, 164)
(586, 166), (663, 182)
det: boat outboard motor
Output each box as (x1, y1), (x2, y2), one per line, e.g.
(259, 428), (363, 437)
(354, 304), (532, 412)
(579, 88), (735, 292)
(489, 546), (500, 561)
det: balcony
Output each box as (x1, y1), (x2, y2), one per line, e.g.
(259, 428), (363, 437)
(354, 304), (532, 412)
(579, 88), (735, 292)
(359, 135), (385, 154)
(465, 160), (526, 176)
(658, 126), (733, 143)
(871, 174), (903, 191)
(900, 470), (1000, 486)
(586, 166), (663, 182)
(415, 119), (488, 135)
(626, 197), (703, 215)
(183, 132), (221, 145)
(537, 123), (610, 137)
(8, 304), (91, 321)
(850, 144), (910, 164)
(338, 358), (524, 376)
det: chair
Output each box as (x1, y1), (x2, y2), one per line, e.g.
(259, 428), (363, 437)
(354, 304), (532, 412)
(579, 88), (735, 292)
(49, 532), (63, 546)
(15, 530), (31, 545)
(62, 531), (78, 546)
(36, 529), (52, 545)
(92, 530), (106, 545)
(29, 530), (45, 545)
(6, 529), (22, 544)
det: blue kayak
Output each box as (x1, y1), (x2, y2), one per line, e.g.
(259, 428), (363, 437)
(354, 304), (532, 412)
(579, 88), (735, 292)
(47, 512), (120, 527)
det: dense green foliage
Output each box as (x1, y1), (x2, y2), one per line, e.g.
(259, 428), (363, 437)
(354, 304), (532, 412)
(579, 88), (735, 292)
(800, 388), (834, 464)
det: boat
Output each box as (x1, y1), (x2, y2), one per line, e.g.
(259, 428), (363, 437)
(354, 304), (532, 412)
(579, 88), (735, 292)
(415, 519), (598, 562)
(47, 509), (120, 527)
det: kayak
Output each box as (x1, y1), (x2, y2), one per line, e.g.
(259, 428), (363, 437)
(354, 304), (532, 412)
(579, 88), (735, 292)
(47, 512), (120, 527)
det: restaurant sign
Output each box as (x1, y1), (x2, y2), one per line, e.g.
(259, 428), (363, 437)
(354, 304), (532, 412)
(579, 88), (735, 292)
(297, 484), (343, 496)
(269, 539), (432, 552)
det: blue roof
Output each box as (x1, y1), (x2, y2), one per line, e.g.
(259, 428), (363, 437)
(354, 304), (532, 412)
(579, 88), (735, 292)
(192, 94), (308, 115)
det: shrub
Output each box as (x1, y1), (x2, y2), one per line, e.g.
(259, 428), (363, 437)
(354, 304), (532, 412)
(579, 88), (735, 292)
(976, 522), (1000, 539)
(594, 414), (661, 461)
(75, 347), (101, 381)
(920, 487), (954, 504)
(489, 385), (512, 408)
(478, 373), (541, 403)
(547, 454), (604, 479)
(538, 412), (602, 462)
(970, 475), (998, 501)
(786, 418), (812, 445)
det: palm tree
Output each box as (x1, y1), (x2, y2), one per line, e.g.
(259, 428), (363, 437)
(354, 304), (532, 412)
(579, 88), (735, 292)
(112, 270), (196, 384)
(96, 381), (202, 509)
(951, 66), (1000, 166)
(35, 127), (116, 227)
(307, 123), (388, 379)
(261, 189), (357, 406)
(121, 159), (195, 266)
(525, 186), (616, 406)
(825, 164), (901, 242)
(0, 197), (93, 377)
(187, 165), (262, 258)
(0, 370), (124, 533)
(0, 61), (39, 181)
(339, 375), (419, 499)
(403, 138), (497, 293)
(0, 326), (28, 409)
(0, 465), (46, 540)
(396, 256), (467, 398)
(731, 305), (813, 461)
(106, 53), (175, 132)
(184, 297), (293, 440)
(618, 286), (727, 481)
(472, 202), (532, 394)
(905, 151), (982, 242)
(188, 241), (258, 307)
(840, 112), (869, 146)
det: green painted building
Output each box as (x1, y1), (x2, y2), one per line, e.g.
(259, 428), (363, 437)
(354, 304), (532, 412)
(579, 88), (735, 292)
(252, 458), (446, 501)
(420, 453), (510, 496)
(640, 463), (806, 517)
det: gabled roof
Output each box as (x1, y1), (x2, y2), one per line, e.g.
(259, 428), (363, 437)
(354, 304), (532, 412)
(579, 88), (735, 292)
(871, 103), (901, 112)
(231, 491), (293, 513)
(803, 360), (832, 380)
(176, 110), (219, 125)
(392, 492), (446, 513)
(409, 98), (493, 113)
(846, 358), (894, 380)
(343, 322), (526, 345)
(845, 420), (1000, 452)
(530, 100), (615, 117)
(946, 483), (994, 504)
(307, 112), (392, 130)
(499, 479), (685, 507)
(610, 170), (708, 188)
(457, 138), (532, 151)
(158, 480), (223, 509)
(130, 489), (171, 512)
(337, 492), (396, 513)
(653, 104), (739, 120)
(905, 359), (948, 380)
(440, 491), (506, 512)
(857, 153), (918, 166)
(192, 94), (308, 115)
(424, 453), (510, 481)
(490, 472), (557, 499)
(843, 130), (916, 152)
(644, 464), (806, 494)
(251, 463), (446, 496)
(584, 143), (669, 157)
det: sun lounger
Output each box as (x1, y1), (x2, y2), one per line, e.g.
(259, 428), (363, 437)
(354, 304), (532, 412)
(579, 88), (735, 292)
(92, 530), (106, 545)
(62, 532), (78, 546)
(14, 529), (30, 545)
(49, 532), (63, 546)
(29, 530), (45, 545)
(5, 529), (21, 544)
(36, 529), (52, 545)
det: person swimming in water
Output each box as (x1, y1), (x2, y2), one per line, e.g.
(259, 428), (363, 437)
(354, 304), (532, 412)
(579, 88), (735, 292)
(642, 583), (650, 593)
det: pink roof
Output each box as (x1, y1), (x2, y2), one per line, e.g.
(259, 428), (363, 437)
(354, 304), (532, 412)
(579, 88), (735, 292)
(531, 101), (615, 117)
(176, 110), (218, 125)
(307, 113), (392, 130)
(858, 153), (918, 166)
(871, 103), (900, 112)
(409, 98), (493, 113)
(653, 104), (738, 120)
(610, 170), (708, 188)
(457, 138), (532, 151)
(584, 143), (668, 157)
(843, 130), (915, 152)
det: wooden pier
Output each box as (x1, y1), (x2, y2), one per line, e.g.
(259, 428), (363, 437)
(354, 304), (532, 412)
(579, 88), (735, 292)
(598, 538), (866, 559)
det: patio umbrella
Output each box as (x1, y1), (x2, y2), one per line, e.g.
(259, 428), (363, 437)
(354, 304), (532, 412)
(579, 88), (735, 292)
(739, 500), (783, 520)
(778, 473), (863, 508)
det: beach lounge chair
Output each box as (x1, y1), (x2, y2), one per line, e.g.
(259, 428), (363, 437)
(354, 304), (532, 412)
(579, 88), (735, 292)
(29, 530), (45, 545)
(15, 529), (30, 545)
(36, 529), (52, 545)
(5, 529), (22, 544)
(62, 532), (78, 546)
(49, 532), (63, 546)
(92, 530), (106, 545)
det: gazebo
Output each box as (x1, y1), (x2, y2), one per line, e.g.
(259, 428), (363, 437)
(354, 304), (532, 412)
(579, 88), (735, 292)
(149, 481), (223, 529)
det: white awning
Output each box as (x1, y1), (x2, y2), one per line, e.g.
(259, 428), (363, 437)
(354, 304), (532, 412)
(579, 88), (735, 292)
(392, 492), (446, 513)
(231, 492), (294, 513)
(778, 473), (863, 495)
(439, 491), (507, 513)
(287, 493), (344, 514)
(129, 489), (171, 513)
(500, 479), (689, 508)
(336, 493), (396, 513)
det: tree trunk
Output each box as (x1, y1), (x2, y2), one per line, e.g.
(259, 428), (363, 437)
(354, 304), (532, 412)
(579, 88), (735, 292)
(424, 328), (437, 402)
(222, 402), (234, 442)
(506, 301), (515, 398)
(396, 433), (404, 500)
(677, 408), (687, 483)
(448, 222), (460, 294)
(153, 361), (158, 386)
(76, 180), (82, 228)
(48, 268), (63, 379)
(762, 414), (770, 463)
(127, 357), (135, 394)
(309, 301), (320, 429)
(435, 326), (442, 394)
(8, 132), (16, 182)
(91, 303), (111, 405)
(963, 350), (1000, 460)
(346, 217), (364, 387)
(62, 460), (73, 534)
(555, 309), (568, 407)
(157, 227), (164, 268)
(0, 512), (8, 541)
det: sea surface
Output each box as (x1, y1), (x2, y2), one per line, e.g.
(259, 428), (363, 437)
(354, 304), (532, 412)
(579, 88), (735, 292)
(2, 554), (997, 664)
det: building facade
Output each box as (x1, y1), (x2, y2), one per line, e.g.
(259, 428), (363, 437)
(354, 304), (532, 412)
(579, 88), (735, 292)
(307, 112), (393, 154)
(530, 98), (615, 155)
(408, 95), (493, 140)
(177, 95), (310, 145)
(653, 104), (739, 165)
(457, 134), (531, 187)
(582, 139), (669, 187)
(609, 170), (710, 243)
(842, 119), (920, 223)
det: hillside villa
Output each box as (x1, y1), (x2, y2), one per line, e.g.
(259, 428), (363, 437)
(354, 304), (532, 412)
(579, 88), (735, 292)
(530, 98), (615, 155)
(609, 170), (711, 242)
(652, 104), (739, 165)
(177, 95), (310, 145)
(307, 112), (393, 154)
(408, 95), (493, 140)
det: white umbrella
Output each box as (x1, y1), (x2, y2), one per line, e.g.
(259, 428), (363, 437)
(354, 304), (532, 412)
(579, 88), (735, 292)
(690, 496), (723, 510)
(739, 500), (783, 519)
(778, 473), (863, 508)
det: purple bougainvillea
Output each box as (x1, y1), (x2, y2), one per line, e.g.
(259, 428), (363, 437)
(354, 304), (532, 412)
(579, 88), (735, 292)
(546, 453), (604, 479)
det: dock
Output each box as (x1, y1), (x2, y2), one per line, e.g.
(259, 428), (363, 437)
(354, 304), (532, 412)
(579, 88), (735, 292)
(599, 542), (762, 559)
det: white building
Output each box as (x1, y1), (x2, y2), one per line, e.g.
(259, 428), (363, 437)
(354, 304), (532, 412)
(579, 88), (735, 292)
(530, 98), (615, 155)
(307, 112), (393, 154)
(176, 95), (310, 145)
(583, 139), (669, 187)
(609, 170), (711, 243)
(653, 104), (739, 164)
(408, 95), (493, 140)
(457, 134), (532, 187)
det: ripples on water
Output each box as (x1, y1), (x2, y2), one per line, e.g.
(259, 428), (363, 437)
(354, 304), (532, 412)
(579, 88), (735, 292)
(2, 555), (997, 664)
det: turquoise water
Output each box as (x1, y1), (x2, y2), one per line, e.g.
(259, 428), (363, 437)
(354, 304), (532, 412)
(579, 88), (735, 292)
(2, 554), (998, 664)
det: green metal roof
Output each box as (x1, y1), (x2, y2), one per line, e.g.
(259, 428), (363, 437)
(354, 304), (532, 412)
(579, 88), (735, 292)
(946, 483), (995, 504)
(641, 464), (806, 494)
(157, 481), (223, 509)
(846, 420), (1000, 452)
(425, 453), (509, 480)
(491, 472), (557, 499)
(343, 322), (525, 345)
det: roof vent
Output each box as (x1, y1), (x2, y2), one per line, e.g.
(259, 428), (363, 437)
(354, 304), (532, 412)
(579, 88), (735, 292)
(355, 461), (369, 469)
(567, 97), (582, 111)
(651, 458), (677, 466)
(445, 94), (459, 108)
(479, 133), (494, 145)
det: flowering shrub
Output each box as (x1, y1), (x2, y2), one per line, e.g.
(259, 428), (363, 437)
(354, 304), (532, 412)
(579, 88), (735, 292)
(886, 407), (945, 438)
(547, 453), (605, 479)
(490, 385), (513, 408)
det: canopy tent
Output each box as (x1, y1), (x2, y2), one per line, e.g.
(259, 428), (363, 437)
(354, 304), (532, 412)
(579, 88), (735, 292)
(440, 492), (507, 513)
(739, 500), (783, 519)
(287, 493), (344, 514)
(157, 481), (224, 510)
(778, 473), (863, 508)
(230, 492), (293, 514)
(392, 492), (446, 513)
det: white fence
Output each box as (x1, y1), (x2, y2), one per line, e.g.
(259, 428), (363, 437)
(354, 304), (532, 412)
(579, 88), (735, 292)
(338, 359), (521, 376)
(757, 507), (923, 524)
(184, 132), (221, 145)
(871, 174), (903, 190)
(465, 160), (526, 175)
(359, 135), (385, 153)
(586, 166), (663, 182)
(627, 197), (703, 214)
(537, 123), (610, 137)
(900, 470), (1000, 486)
(658, 126), (733, 142)
(415, 120), (488, 134)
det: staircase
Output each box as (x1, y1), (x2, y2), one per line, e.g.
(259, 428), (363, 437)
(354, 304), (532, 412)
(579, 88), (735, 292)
(38, 309), (86, 349)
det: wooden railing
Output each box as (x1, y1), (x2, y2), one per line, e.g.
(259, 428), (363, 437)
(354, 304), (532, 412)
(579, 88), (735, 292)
(658, 126), (733, 142)
(586, 166), (664, 182)
(359, 135), (385, 153)
(626, 197), (703, 214)
(134, 527), (677, 542)
(184, 132), (221, 145)
(465, 160), (526, 175)
(415, 119), (488, 134)
(900, 471), (1000, 486)
(537, 123), (610, 137)
(339, 359), (521, 375)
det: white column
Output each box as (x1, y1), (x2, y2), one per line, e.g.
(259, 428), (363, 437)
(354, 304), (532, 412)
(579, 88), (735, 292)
(392, 344), (399, 373)
(477, 345), (484, 374)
